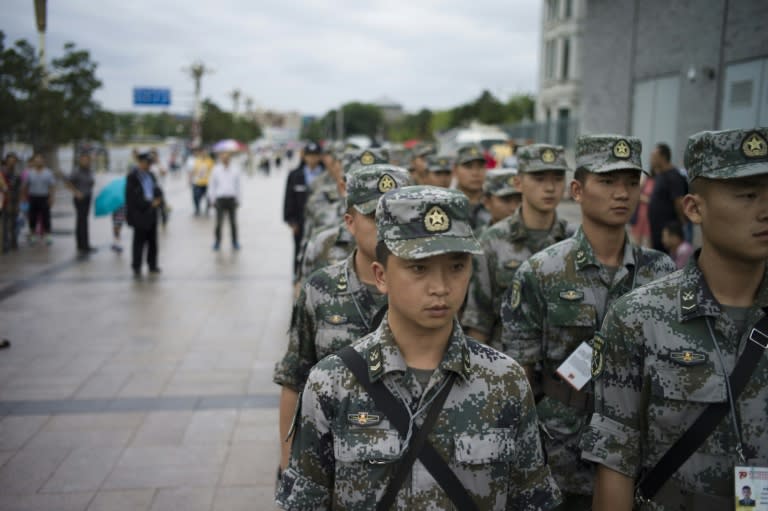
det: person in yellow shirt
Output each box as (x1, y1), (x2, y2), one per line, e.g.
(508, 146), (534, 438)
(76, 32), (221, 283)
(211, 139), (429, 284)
(187, 147), (214, 216)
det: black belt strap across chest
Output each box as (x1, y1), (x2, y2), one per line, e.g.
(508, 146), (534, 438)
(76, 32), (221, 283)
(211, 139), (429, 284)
(636, 310), (768, 504)
(336, 346), (478, 511)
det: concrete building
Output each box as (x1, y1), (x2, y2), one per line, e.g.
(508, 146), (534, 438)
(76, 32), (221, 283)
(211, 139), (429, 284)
(579, 0), (768, 166)
(536, 0), (585, 146)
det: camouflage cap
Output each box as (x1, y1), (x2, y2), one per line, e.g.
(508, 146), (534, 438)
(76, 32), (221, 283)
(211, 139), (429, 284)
(343, 147), (390, 175)
(517, 144), (568, 173)
(345, 164), (412, 215)
(684, 128), (768, 182)
(483, 169), (521, 196)
(456, 144), (486, 165)
(414, 145), (436, 159)
(576, 134), (645, 174)
(376, 185), (482, 259)
(426, 155), (453, 173)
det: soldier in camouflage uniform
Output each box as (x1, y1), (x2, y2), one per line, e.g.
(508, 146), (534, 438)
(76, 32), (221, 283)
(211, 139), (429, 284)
(454, 144), (492, 235)
(481, 168), (523, 227)
(423, 155), (453, 189)
(409, 145), (434, 185)
(276, 185), (561, 510)
(463, 145), (570, 345)
(274, 164), (411, 470)
(582, 128), (768, 511)
(500, 135), (676, 510)
(297, 148), (390, 281)
(299, 222), (356, 283)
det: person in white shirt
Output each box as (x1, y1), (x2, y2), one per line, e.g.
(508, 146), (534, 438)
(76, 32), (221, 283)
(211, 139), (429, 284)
(208, 151), (241, 251)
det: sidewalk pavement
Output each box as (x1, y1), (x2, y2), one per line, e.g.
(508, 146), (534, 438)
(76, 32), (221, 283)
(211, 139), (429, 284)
(0, 163), (294, 511)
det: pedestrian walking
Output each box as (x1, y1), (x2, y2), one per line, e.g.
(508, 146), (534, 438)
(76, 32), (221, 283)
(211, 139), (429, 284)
(463, 144), (569, 345)
(276, 185), (562, 510)
(284, 142), (324, 281)
(629, 172), (654, 247)
(500, 135), (676, 509)
(22, 153), (56, 246)
(584, 127), (768, 511)
(1, 153), (22, 252)
(661, 220), (693, 269)
(648, 142), (688, 252)
(208, 151), (241, 251)
(125, 152), (163, 278)
(187, 147), (214, 216)
(64, 151), (97, 256)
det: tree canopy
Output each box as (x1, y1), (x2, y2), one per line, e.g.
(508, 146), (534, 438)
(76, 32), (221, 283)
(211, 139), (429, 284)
(0, 32), (103, 153)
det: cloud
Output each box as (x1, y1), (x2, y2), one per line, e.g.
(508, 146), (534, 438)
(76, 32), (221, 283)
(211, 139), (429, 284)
(1, 0), (541, 116)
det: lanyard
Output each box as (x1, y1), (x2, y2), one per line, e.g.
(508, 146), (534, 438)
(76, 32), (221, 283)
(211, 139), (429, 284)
(705, 316), (747, 463)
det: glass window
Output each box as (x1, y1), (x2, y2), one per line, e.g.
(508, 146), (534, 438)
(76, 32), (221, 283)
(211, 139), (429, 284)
(561, 38), (571, 80)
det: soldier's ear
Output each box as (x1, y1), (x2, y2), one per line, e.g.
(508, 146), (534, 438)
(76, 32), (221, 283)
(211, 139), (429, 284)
(570, 179), (583, 203)
(682, 194), (702, 225)
(372, 261), (388, 294)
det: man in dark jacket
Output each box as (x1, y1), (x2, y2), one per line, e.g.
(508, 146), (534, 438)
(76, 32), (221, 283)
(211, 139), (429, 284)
(126, 152), (163, 278)
(283, 142), (324, 280)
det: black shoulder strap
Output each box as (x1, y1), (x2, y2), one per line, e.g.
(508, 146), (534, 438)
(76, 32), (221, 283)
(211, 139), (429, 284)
(637, 310), (768, 504)
(336, 346), (478, 511)
(377, 371), (455, 511)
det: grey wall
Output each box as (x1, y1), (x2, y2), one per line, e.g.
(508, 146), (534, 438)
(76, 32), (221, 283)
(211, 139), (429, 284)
(580, 0), (635, 135)
(580, 0), (768, 164)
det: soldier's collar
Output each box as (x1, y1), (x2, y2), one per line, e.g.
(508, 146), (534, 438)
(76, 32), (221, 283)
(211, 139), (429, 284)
(506, 209), (528, 240)
(573, 226), (635, 272)
(679, 251), (768, 321)
(366, 319), (471, 383)
(337, 251), (366, 295)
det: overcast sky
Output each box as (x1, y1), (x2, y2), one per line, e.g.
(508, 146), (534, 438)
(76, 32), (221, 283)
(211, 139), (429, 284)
(3, 0), (542, 116)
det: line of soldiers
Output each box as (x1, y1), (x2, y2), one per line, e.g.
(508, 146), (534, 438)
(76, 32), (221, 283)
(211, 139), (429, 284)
(275, 127), (768, 510)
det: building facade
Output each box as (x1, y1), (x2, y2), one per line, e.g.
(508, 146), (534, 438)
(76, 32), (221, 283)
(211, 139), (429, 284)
(579, 0), (768, 167)
(536, 0), (585, 147)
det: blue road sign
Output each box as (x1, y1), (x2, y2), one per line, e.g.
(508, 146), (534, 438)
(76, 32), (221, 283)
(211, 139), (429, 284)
(133, 87), (171, 106)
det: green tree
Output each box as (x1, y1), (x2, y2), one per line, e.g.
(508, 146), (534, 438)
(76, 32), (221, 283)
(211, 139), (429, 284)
(200, 99), (261, 143)
(503, 94), (535, 123)
(0, 32), (103, 160)
(341, 102), (383, 139)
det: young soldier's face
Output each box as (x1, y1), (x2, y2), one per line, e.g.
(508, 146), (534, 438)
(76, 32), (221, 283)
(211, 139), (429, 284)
(572, 169), (641, 227)
(345, 210), (378, 261)
(515, 171), (565, 214)
(374, 252), (472, 332)
(454, 160), (486, 194)
(685, 175), (768, 263)
(426, 171), (452, 188)
(483, 194), (521, 223)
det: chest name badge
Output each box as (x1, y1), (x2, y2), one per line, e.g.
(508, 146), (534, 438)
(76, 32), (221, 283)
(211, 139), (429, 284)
(560, 289), (584, 301)
(328, 314), (347, 325)
(670, 350), (707, 366)
(348, 411), (381, 426)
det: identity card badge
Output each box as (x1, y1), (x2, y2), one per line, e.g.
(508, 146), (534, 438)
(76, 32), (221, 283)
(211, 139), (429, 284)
(735, 466), (768, 510)
(555, 341), (593, 391)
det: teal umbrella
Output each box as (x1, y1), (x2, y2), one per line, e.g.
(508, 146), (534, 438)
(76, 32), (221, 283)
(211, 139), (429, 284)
(94, 176), (126, 216)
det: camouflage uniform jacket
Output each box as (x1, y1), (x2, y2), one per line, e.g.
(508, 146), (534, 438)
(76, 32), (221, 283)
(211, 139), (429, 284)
(273, 252), (386, 391)
(499, 225), (675, 495)
(302, 183), (344, 248)
(299, 223), (356, 284)
(581, 255), (768, 505)
(469, 201), (492, 237)
(276, 318), (562, 510)
(463, 210), (568, 345)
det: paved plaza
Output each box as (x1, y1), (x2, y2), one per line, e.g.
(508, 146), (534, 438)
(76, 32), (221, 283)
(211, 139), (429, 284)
(0, 161), (294, 511)
(0, 162), (582, 511)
